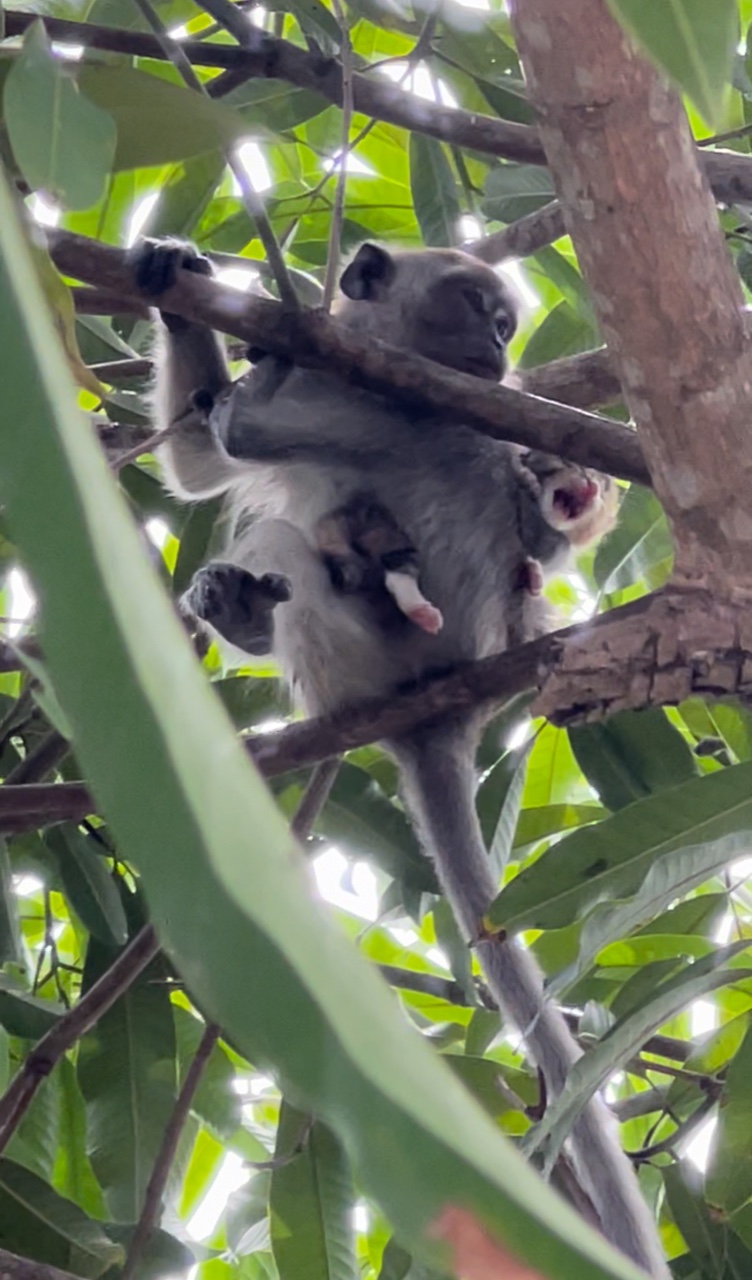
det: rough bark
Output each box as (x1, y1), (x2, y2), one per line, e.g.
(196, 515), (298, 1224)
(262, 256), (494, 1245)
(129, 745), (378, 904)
(510, 0), (752, 585)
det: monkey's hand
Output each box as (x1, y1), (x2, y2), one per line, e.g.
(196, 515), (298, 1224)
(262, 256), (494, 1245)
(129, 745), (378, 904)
(131, 239), (213, 329)
(181, 562), (291, 656)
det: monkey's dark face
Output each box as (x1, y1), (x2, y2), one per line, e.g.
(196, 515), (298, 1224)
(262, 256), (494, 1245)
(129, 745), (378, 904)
(412, 266), (517, 381)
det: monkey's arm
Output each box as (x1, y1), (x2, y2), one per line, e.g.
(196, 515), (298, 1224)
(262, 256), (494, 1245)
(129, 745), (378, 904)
(133, 240), (245, 499)
(210, 363), (406, 468)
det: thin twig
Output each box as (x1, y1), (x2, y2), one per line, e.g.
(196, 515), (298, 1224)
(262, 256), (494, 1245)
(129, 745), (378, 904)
(5, 730), (68, 785)
(130, 0), (298, 311)
(322, 0), (353, 311)
(626, 1093), (719, 1163)
(0, 925), (159, 1153)
(122, 1021), (220, 1280)
(290, 756), (341, 839)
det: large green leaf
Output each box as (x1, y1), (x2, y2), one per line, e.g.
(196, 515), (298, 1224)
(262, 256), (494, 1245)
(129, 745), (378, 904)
(78, 64), (246, 170)
(706, 1022), (752, 1214)
(0, 839), (21, 965)
(270, 1103), (357, 1280)
(45, 823), (127, 948)
(0, 1157), (122, 1277)
(78, 948), (177, 1221)
(409, 135), (461, 247)
(483, 164), (555, 222)
(593, 486), (673, 595)
(568, 709), (697, 811)
(547, 835), (752, 998)
(0, 978), (63, 1039)
(488, 760), (752, 933)
(53, 1058), (109, 1220)
(3, 25), (116, 209)
(0, 171), (651, 1280)
(606, 0), (737, 125)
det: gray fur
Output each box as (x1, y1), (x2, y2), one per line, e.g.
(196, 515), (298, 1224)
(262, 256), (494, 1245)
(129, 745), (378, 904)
(138, 238), (668, 1278)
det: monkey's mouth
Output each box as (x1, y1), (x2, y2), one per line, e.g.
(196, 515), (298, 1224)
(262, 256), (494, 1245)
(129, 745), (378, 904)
(552, 479), (599, 523)
(458, 355), (504, 380)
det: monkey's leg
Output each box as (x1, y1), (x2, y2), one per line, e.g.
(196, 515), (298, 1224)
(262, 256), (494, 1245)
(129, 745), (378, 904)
(132, 239), (241, 499)
(182, 562), (292, 655)
(383, 570), (443, 635)
(241, 521), (404, 710)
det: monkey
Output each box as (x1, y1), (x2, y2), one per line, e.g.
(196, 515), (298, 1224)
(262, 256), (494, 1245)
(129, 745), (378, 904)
(312, 457), (616, 639)
(314, 490), (443, 635)
(512, 449), (620, 635)
(132, 237), (669, 1280)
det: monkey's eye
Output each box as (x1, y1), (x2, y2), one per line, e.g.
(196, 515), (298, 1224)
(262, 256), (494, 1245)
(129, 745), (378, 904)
(462, 286), (487, 315)
(495, 312), (513, 342)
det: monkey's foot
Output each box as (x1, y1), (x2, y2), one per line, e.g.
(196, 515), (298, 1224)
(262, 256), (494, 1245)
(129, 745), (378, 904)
(182, 562), (291, 656)
(131, 239), (213, 332)
(406, 603), (444, 635)
(384, 571), (443, 634)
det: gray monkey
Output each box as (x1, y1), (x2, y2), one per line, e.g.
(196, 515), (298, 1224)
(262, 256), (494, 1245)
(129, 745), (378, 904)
(133, 238), (668, 1279)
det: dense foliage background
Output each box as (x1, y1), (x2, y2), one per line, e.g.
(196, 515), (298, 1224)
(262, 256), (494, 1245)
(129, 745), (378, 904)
(1, 0), (752, 1277)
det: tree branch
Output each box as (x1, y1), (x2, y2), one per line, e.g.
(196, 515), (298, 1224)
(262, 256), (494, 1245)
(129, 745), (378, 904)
(0, 1247), (82, 1280)
(0, 925), (159, 1153)
(6, 12), (752, 215)
(48, 229), (648, 483)
(520, 348), (622, 411)
(5, 587), (752, 830)
(469, 201), (567, 264)
(122, 1021), (220, 1280)
(510, 0), (752, 585)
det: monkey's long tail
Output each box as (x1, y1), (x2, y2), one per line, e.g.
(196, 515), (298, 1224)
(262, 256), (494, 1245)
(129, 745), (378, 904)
(392, 721), (670, 1280)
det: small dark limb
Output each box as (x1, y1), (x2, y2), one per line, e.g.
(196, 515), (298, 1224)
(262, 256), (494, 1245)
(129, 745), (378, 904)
(0, 925), (159, 1154)
(122, 1021), (220, 1280)
(469, 201), (567, 264)
(291, 757), (341, 840)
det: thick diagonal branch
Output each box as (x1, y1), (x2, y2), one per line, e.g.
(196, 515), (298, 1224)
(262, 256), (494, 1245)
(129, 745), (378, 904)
(47, 229), (647, 483)
(4, 587), (752, 830)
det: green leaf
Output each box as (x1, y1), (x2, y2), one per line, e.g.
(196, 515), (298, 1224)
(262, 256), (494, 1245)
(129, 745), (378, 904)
(0, 1157), (122, 1276)
(7, 1072), (60, 1182)
(0, 169), (654, 1280)
(78, 64), (246, 170)
(548, 837), (752, 998)
(0, 977), (63, 1039)
(517, 301), (596, 369)
(409, 135), (461, 247)
(488, 760), (752, 933)
(4, 24), (116, 209)
(606, 0), (738, 125)
(0, 838), (21, 964)
(53, 1058), (108, 1220)
(78, 950), (176, 1221)
(270, 1102), (356, 1280)
(569, 709), (697, 811)
(45, 824), (127, 947)
(707, 1022), (752, 1213)
(321, 763), (435, 892)
(524, 943), (752, 1169)
(483, 164), (555, 222)
(593, 486), (672, 594)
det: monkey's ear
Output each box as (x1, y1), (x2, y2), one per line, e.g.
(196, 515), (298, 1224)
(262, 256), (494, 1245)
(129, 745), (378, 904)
(340, 243), (396, 300)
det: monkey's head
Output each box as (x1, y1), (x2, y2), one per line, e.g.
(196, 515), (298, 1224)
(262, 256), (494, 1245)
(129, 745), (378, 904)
(338, 243), (517, 382)
(521, 451), (619, 548)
